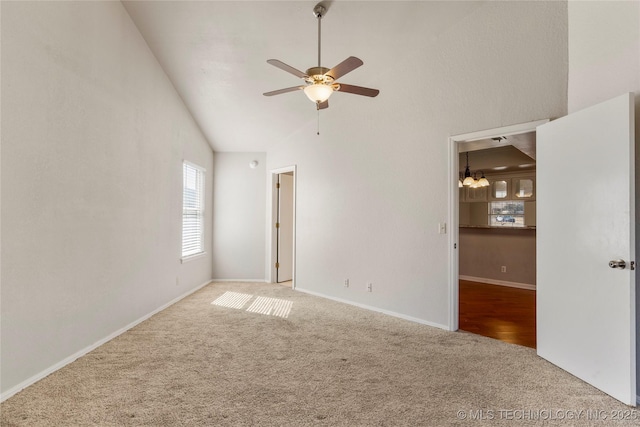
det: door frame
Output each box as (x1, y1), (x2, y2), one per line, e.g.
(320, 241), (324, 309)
(269, 165), (297, 288)
(448, 119), (548, 331)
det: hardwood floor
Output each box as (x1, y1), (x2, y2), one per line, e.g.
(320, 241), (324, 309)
(459, 280), (536, 348)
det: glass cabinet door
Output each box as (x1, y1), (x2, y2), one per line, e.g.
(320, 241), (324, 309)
(466, 185), (487, 202)
(491, 180), (508, 200)
(513, 177), (535, 199)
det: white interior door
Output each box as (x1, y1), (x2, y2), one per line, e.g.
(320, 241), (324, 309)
(277, 173), (294, 283)
(537, 93), (636, 405)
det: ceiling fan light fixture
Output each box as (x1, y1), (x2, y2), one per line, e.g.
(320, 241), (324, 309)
(303, 83), (334, 103)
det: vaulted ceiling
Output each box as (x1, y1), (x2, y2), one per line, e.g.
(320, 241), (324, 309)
(122, 1), (485, 152)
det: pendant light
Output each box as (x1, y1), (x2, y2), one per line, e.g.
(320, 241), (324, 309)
(477, 171), (490, 187)
(461, 153), (490, 187)
(462, 153), (475, 186)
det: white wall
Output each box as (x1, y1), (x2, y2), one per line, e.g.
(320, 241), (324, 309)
(568, 0), (640, 114)
(266, 1), (568, 328)
(567, 0), (640, 401)
(212, 152), (266, 281)
(0, 1), (213, 397)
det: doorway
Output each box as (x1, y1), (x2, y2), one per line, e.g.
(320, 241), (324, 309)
(270, 166), (296, 288)
(276, 172), (294, 284)
(449, 121), (546, 347)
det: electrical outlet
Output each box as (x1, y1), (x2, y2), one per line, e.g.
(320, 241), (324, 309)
(501, 266), (507, 273)
(344, 279), (349, 288)
(367, 283), (373, 292)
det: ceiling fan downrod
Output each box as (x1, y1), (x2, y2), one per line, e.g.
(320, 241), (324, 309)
(313, 4), (326, 68)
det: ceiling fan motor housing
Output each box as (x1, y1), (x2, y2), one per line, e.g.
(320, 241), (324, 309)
(305, 67), (333, 85)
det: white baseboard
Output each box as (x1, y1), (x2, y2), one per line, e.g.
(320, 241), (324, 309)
(0, 279), (213, 403)
(211, 279), (268, 283)
(460, 275), (536, 291)
(295, 287), (449, 331)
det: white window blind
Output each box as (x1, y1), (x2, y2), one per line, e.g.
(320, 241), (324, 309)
(182, 162), (205, 258)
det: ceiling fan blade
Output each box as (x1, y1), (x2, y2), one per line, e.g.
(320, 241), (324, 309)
(263, 86), (305, 96)
(266, 59), (307, 79)
(335, 83), (380, 97)
(326, 56), (363, 80)
(317, 100), (329, 110)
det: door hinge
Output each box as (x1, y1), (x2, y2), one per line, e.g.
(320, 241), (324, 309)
(454, 243), (457, 249)
(631, 261), (635, 271)
(275, 262), (280, 269)
(275, 222), (280, 229)
(276, 183), (281, 189)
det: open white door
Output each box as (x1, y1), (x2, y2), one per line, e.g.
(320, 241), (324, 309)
(537, 93), (636, 405)
(277, 173), (294, 283)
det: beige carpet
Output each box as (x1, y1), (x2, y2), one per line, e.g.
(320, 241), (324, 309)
(1, 281), (637, 426)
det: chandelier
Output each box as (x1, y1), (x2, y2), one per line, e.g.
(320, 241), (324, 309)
(459, 152), (489, 188)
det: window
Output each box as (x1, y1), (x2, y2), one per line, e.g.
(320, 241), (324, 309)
(489, 200), (525, 227)
(182, 161), (205, 258)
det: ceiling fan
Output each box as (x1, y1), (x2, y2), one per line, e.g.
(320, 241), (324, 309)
(263, 3), (379, 110)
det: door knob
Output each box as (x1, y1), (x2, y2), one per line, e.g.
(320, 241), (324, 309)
(609, 259), (626, 270)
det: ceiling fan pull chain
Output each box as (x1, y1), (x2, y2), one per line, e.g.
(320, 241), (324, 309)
(317, 107), (320, 135)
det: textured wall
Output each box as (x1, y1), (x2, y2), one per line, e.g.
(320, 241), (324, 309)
(459, 228), (536, 286)
(1, 1), (213, 396)
(212, 152), (267, 281)
(568, 0), (640, 113)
